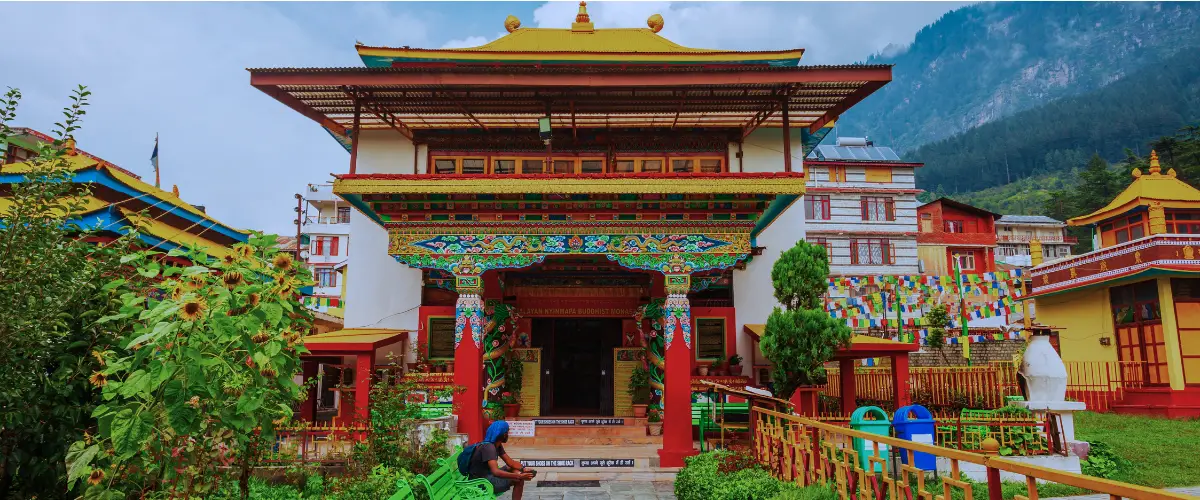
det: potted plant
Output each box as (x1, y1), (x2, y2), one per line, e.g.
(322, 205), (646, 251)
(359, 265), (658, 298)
(431, 360), (447, 373)
(414, 340), (431, 374)
(647, 408), (663, 435)
(710, 357), (725, 376)
(759, 241), (852, 417)
(500, 391), (521, 419)
(484, 402), (506, 424)
(727, 353), (744, 376)
(697, 364), (709, 377)
(628, 365), (651, 418)
(446, 360), (455, 373)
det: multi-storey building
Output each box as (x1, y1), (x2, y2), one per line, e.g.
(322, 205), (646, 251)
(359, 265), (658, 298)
(995, 215), (1076, 267)
(299, 183), (351, 317)
(251, 5), (892, 464)
(917, 198), (999, 275)
(804, 137), (921, 277)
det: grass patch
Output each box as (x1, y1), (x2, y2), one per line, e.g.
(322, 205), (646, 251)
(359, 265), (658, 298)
(1074, 411), (1200, 487)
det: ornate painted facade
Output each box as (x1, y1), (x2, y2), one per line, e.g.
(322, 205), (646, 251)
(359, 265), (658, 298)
(252, 5), (891, 465)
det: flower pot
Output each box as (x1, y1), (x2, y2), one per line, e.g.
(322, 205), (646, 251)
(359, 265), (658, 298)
(648, 423), (663, 436)
(446, 362), (455, 373)
(728, 365), (743, 376)
(503, 403), (521, 419)
(632, 404), (649, 418)
(697, 366), (709, 376)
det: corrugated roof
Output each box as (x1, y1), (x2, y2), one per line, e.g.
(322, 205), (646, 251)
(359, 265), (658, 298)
(998, 215), (1064, 225)
(806, 144), (902, 162)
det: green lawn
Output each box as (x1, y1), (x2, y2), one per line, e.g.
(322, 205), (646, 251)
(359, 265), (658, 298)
(1074, 411), (1200, 488)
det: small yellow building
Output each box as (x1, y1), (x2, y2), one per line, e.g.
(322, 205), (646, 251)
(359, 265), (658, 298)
(1030, 152), (1200, 417)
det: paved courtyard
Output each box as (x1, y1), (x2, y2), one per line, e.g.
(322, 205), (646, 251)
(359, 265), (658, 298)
(496, 480), (676, 500)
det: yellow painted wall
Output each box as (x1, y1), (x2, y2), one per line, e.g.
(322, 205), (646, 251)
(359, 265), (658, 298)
(1036, 287), (1117, 364)
(918, 245), (947, 275)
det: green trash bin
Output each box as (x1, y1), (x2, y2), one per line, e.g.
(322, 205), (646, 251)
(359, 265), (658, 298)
(849, 406), (891, 473)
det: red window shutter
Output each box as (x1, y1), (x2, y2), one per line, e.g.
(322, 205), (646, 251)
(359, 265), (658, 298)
(822, 197), (831, 220)
(886, 199), (895, 221)
(315, 238), (324, 256)
(860, 199), (868, 220)
(331, 237), (340, 256)
(850, 240), (859, 265)
(885, 240), (896, 264)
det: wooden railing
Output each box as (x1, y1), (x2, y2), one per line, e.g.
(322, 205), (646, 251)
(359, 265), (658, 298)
(265, 423), (370, 464)
(751, 407), (1185, 500)
(823, 361), (1145, 412)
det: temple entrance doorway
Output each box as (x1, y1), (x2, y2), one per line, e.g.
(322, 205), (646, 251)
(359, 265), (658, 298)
(532, 318), (623, 415)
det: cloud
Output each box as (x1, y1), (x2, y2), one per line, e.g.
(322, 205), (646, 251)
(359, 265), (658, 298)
(441, 35), (498, 49)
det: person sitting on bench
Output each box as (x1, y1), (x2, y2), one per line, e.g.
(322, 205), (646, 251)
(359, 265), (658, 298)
(468, 421), (535, 499)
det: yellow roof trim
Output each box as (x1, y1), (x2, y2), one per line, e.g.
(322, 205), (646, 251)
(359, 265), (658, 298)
(1068, 157), (1200, 226)
(335, 176), (807, 196)
(119, 208), (235, 260)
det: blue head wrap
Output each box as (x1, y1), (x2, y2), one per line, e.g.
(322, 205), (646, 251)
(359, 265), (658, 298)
(484, 420), (510, 443)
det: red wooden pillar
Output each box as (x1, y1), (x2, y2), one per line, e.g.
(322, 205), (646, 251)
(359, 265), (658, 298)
(300, 360), (319, 422)
(839, 357), (856, 414)
(659, 290), (698, 468)
(355, 352), (373, 423)
(452, 292), (485, 444)
(781, 97), (792, 173)
(892, 354), (911, 409)
(349, 99), (361, 174)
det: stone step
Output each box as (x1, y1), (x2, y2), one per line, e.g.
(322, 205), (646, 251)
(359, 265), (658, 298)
(522, 425), (650, 438)
(509, 436), (663, 446)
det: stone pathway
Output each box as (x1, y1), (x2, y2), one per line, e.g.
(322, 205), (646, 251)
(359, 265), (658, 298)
(1047, 486), (1200, 499)
(496, 480), (676, 500)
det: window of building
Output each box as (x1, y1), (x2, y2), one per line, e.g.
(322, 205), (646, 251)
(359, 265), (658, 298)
(1100, 214), (1146, 246)
(493, 159), (517, 174)
(614, 160), (636, 173)
(315, 268), (337, 288)
(805, 195), (831, 220)
(427, 317), (456, 359)
(640, 159), (663, 173)
(461, 158), (485, 175)
(863, 166), (892, 183)
(551, 160), (574, 174)
(945, 220), (964, 233)
(1167, 211), (1200, 234)
(433, 159), (457, 174)
(952, 251), (976, 271)
(699, 159), (722, 173)
(920, 213), (933, 232)
(312, 236), (340, 256)
(580, 160), (604, 174)
(861, 196), (895, 221)
(336, 207), (351, 223)
(827, 166), (847, 182)
(522, 159), (544, 174)
(671, 159), (695, 173)
(850, 238), (894, 265)
(695, 318), (725, 359)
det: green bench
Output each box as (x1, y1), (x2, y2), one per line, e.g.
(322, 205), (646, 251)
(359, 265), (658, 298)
(387, 447), (494, 500)
(691, 402), (750, 451)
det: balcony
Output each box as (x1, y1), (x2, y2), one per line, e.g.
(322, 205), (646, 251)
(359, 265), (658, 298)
(304, 183), (338, 203)
(301, 215), (350, 235)
(997, 234), (1077, 244)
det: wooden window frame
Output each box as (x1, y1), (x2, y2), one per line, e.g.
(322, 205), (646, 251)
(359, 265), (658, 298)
(952, 250), (976, 271)
(693, 316), (727, 361)
(426, 316), (457, 360)
(861, 196), (896, 222)
(1101, 213), (1147, 246)
(612, 156), (668, 173)
(809, 237), (832, 260)
(863, 166), (893, 183)
(944, 220), (964, 233)
(805, 195), (831, 220)
(828, 166), (847, 182)
(849, 238), (895, 266)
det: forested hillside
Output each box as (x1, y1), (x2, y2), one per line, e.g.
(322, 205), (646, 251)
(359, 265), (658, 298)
(840, 2), (1200, 152)
(908, 49), (1200, 193)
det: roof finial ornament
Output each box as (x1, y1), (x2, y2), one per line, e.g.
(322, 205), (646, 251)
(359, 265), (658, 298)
(1149, 150), (1162, 175)
(571, 1), (594, 32)
(648, 13), (664, 33)
(504, 15), (521, 33)
(172, 184), (179, 197)
(64, 136), (78, 156)
(576, 1), (590, 23)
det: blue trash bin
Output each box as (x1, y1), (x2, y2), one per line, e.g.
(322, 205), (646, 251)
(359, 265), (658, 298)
(892, 404), (936, 471)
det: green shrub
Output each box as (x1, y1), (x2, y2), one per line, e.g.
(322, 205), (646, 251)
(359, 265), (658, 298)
(1080, 440), (1129, 480)
(676, 451), (802, 500)
(770, 484), (837, 500)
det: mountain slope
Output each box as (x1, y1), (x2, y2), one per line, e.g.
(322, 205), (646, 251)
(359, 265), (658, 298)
(839, 2), (1200, 152)
(907, 48), (1200, 193)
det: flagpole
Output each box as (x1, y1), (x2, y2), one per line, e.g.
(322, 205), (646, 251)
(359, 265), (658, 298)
(955, 260), (970, 366)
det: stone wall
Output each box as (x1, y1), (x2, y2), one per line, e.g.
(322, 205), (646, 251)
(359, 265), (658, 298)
(911, 340), (1025, 367)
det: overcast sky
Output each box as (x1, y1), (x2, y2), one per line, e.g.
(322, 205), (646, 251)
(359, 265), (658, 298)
(0, 1), (963, 234)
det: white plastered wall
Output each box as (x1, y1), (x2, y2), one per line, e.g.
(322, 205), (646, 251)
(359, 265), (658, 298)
(344, 130), (423, 365)
(732, 128), (806, 379)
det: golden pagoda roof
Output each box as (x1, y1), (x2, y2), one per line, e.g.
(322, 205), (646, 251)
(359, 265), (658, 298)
(356, 4), (803, 67)
(1069, 151), (1200, 226)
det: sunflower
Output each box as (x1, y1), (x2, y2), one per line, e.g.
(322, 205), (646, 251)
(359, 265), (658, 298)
(274, 281), (298, 299)
(222, 254), (237, 266)
(178, 297), (208, 321)
(259, 366), (278, 378)
(222, 271), (245, 289)
(88, 372), (107, 388)
(185, 274), (207, 290)
(251, 331), (271, 344)
(246, 292), (261, 308)
(272, 252), (294, 271)
(170, 284), (188, 301)
(88, 469), (105, 486)
(91, 350), (106, 367)
(233, 243), (255, 260)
